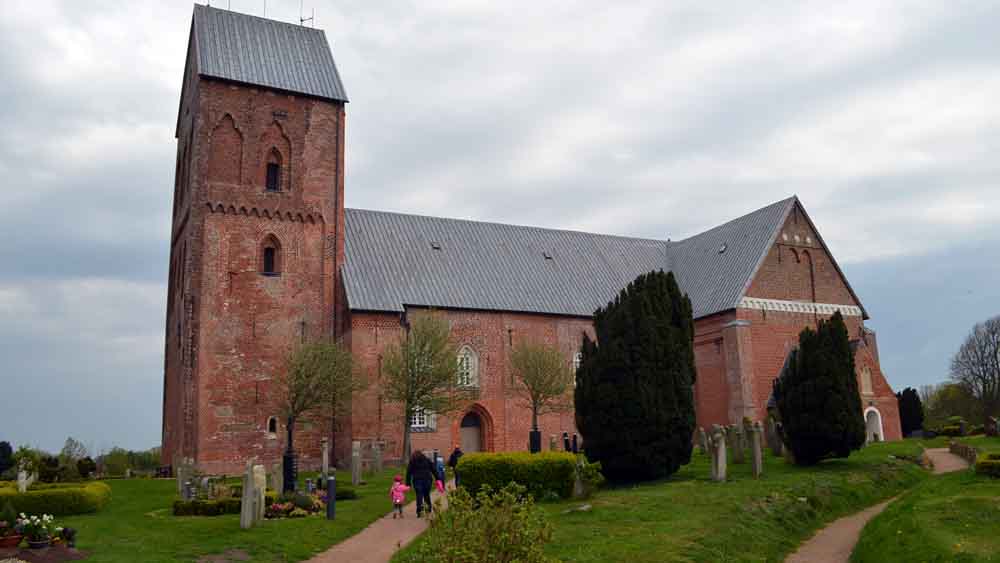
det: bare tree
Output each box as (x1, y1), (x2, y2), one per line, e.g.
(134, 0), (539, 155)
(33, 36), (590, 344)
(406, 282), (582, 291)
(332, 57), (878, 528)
(382, 312), (466, 461)
(950, 315), (1000, 422)
(275, 337), (358, 490)
(510, 340), (575, 437)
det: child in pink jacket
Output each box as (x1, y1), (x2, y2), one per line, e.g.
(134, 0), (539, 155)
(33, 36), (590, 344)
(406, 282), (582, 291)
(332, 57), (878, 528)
(390, 475), (410, 519)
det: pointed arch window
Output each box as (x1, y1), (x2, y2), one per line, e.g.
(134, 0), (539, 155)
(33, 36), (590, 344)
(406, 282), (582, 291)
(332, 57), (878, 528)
(261, 235), (282, 276)
(265, 148), (283, 192)
(457, 346), (479, 388)
(860, 365), (873, 396)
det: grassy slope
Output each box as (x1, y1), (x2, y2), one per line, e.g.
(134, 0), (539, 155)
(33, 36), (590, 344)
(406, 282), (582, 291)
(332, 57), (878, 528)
(852, 436), (1000, 563)
(540, 440), (930, 563)
(59, 468), (397, 563)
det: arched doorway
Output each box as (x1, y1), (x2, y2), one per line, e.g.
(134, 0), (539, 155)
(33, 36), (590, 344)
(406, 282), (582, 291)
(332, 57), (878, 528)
(460, 412), (482, 453)
(865, 407), (883, 443)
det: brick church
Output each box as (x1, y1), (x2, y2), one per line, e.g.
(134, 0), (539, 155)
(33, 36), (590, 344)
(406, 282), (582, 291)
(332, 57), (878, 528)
(162, 5), (902, 474)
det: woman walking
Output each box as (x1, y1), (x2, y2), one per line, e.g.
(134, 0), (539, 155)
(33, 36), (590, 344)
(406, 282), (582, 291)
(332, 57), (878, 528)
(405, 450), (437, 517)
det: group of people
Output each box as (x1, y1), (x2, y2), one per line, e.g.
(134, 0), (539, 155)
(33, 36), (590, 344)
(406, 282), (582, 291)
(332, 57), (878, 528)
(390, 446), (464, 518)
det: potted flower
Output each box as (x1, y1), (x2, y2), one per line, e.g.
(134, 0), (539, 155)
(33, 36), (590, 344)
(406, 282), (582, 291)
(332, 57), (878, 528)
(21, 513), (55, 549)
(0, 502), (22, 548)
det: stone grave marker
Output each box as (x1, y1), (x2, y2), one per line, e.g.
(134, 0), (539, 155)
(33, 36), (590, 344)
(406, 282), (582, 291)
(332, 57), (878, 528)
(269, 461), (283, 495)
(766, 418), (783, 457)
(710, 425), (727, 482)
(730, 425), (745, 464)
(697, 427), (708, 455)
(252, 464), (267, 522)
(239, 462), (256, 529)
(549, 435), (558, 451)
(373, 442), (384, 473)
(351, 440), (362, 486)
(750, 421), (764, 478)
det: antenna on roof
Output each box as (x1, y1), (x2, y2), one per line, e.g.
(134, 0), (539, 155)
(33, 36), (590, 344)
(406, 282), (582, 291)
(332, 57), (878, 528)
(299, 0), (315, 26)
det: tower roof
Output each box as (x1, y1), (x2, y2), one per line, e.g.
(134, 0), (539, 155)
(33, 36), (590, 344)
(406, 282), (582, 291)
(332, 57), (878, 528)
(190, 4), (348, 102)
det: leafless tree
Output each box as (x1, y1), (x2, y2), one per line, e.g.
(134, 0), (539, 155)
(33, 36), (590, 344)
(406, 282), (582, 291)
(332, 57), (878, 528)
(950, 315), (1000, 422)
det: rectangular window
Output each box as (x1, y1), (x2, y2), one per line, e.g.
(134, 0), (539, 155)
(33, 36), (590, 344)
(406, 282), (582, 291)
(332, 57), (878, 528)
(266, 163), (281, 192)
(263, 247), (276, 274)
(410, 407), (427, 428)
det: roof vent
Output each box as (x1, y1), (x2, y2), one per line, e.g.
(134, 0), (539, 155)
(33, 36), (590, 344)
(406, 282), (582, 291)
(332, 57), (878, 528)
(430, 241), (442, 250)
(718, 243), (727, 254)
(543, 251), (553, 260)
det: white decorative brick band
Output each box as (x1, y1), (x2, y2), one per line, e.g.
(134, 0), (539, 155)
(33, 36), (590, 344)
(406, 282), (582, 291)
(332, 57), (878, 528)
(737, 297), (863, 317)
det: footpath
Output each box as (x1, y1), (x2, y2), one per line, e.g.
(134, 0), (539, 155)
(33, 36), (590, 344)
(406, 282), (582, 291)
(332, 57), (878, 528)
(307, 483), (450, 563)
(785, 448), (970, 563)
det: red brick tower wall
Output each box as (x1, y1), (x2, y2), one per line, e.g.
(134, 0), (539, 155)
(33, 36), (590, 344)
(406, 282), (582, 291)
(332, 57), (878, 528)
(162, 73), (346, 473)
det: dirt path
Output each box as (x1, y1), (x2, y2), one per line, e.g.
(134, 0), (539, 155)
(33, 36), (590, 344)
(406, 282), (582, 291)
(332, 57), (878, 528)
(307, 483), (449, 563)
(785, 447), (970, 563)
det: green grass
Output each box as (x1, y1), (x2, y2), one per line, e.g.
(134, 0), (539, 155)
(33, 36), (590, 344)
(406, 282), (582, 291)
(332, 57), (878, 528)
(852, 437), (1000, 563)
(541, 440), (931, 563)
(58, 467), (398, 562)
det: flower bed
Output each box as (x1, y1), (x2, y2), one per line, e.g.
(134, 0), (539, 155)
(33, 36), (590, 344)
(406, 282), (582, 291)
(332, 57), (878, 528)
(0, 482), (111, 516)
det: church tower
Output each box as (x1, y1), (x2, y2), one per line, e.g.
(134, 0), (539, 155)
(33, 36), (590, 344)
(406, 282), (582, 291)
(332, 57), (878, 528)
(162, 5), (348, 474)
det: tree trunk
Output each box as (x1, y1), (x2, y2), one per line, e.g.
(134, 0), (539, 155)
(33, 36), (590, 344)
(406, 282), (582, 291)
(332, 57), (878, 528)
(531, 405), (540, 432)
(286, 416), (296, 455)
(402, 419), (412, 465)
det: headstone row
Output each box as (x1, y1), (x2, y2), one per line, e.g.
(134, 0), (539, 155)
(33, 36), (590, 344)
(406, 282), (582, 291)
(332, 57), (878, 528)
(703, 420), (765, 481)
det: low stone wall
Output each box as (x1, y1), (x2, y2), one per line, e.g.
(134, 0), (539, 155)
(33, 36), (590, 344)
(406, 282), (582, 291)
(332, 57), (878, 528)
(948, 440), (979, 466)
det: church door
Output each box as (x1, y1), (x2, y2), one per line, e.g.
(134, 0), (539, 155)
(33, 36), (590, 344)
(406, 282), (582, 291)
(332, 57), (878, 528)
(460, 412), (482, 453)
(866, 409), (882, 443)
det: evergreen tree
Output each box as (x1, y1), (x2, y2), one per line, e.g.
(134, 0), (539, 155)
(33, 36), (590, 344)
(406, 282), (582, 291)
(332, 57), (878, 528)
(895, 387), (924, 436)
(0, 442), (12, 475)
(773, 312), (866, 465)
(575, 270), (696, 483)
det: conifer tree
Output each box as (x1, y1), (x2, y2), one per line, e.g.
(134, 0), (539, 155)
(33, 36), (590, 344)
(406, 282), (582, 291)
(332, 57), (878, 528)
(895, 387), (924, 436)
(773, 311), (866, 465)
(574, 270), (696, 483)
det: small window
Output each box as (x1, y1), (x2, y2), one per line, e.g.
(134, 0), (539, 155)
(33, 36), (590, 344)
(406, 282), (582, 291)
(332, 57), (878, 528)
(261, 235), (281, 275)
(860, 365), (873, 395)
(267, 416), (278, 435)
(410, 407), (427, 429)
(457, 346), (479, 387)
(266, 162), (281, 192)
(263, 247), (276, 274)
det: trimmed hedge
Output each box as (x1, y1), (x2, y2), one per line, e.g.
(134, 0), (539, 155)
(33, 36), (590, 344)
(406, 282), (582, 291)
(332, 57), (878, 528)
(457, 452), (577, 499)
(172, 491), (278, 516)
(940, 425), (963, 437)
(0, 481), (111, 515)
(975, 453), (1000, 478)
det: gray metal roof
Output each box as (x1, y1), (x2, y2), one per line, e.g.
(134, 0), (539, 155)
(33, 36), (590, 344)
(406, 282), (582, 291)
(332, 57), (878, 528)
(191, 5), (348, 102)
(666, 197), (795, 318)
(342, 197), (799, 319)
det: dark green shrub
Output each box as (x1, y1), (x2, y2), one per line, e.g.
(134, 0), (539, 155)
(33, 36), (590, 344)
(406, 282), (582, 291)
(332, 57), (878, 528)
(576, 459), (605, 498)
(940, 425), (963, 437)
(396, 483), (555, 563)
(969, 424), (985, 435)
(1, 501), (17, 528)
(575, 270), (697, 483)
(975, 453), (1000, 478)
(172, 493), (275, 516)
(335, 486), (357, 500)
(895, 387), (924, 436)
(774, 312), (866, 465)
(458, 452), (576, 499)
(76, 457), (96, 479)
(0, 481), (111, 515)
(0, 442), (12, 475)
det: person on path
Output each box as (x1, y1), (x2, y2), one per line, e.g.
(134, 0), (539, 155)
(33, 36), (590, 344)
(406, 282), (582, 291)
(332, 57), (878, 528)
(405, 450), (436, 517)
(389, 475), (410, 519)
(447, 446), (464, 487)
(434, 450), (446, 484)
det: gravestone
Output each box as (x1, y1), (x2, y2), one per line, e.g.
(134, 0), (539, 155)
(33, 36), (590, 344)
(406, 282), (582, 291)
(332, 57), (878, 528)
(252, 464), (267, 522)
(321, 438), (330, 478)
(710, 425), (727, 482)
(697, 427), (708, 455)
(549, 435), (558, 451)
(373, 442), (384, 473)
(766, 418), (783, 457)
(351, 441), (362, 486)
(240, 462), (256, 529)
(269, 461), (283, 495)
(730, 425), (745, 464)
(987, 417), (999, 437)
(750, 422), (764, 479)
(16, 470), (36, 493)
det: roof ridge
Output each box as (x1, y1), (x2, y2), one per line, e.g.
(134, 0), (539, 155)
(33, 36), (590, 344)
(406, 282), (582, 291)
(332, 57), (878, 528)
(344, 207), (667, 245)
(668, 196), (796, 246)
(195, 3), (327, 34)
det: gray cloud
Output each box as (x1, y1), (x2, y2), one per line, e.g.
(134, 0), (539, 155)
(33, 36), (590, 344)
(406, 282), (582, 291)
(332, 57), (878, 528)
(1, 0), (998, 451)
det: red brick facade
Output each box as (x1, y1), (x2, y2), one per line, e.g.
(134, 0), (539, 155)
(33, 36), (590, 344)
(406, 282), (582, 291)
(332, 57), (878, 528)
(163, 32), (900, 475)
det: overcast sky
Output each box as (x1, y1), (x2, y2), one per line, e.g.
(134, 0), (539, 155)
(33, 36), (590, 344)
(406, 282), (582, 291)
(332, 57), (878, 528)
(2, 0), (998, 453)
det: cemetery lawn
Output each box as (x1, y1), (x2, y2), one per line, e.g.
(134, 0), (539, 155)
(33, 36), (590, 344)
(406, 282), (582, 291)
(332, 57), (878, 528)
(540, 440), (933, 562)
(59, 467), (398, 563)
(852, 436), (1000, 563)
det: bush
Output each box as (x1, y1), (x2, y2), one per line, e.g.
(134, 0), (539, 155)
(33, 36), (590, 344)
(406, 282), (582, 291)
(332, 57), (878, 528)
(576, 459), (605, 498)
(975, 453), (1000, 478)
(458, 452), (577, 499)
(172, 492), (277, 516)
(969, 424), (985, 435)
(397, 483), (555, 563)
(76, 457), (96, 479)
(940, 425), (963, 437)
(774, 312), (866, 465)
(0, 481), (111, 515)
(575, 270), (697, 483)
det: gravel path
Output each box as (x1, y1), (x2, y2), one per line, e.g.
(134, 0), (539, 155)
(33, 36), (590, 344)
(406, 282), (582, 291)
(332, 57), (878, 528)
(784, 447), (971, 563)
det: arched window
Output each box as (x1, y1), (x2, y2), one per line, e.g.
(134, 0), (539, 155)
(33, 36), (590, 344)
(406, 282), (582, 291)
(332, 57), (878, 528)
(261, 235), (282, 275)
(265, 148), (282, 192)
(860, 365), (873, 396)
(457, 346), (479, 388)
(267, 416), (278, 436)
